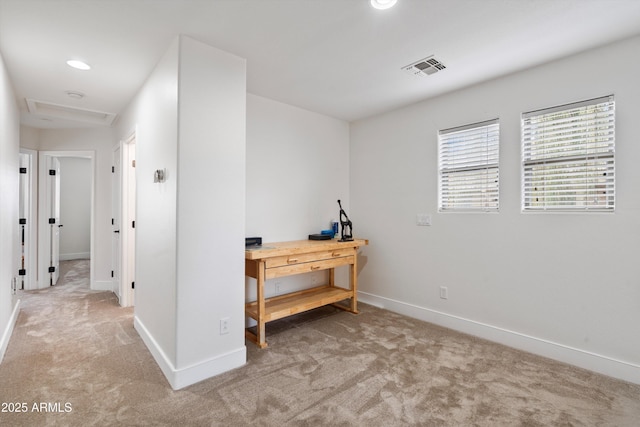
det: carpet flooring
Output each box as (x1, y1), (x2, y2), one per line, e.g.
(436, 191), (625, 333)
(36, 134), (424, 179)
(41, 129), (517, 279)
(1, 259), (639, 426)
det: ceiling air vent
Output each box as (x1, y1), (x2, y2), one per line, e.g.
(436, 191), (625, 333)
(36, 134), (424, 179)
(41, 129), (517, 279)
(402, 56), (446, 77)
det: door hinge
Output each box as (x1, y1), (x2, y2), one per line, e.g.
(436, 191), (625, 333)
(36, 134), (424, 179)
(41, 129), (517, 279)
(49, 218), (56, 224)
(48, 266), (56, 273)
(49, 169), (56, 176)
(112, 166), (115, 173)
(131, 282), (135, 289)
(111, 270), (114, 278)
(132, 220), (135, 228)
(20, 167), (27, 174)
(19, 218), (26, 225)
(18, 269), (26, 276)
(111, 218), (114, 225)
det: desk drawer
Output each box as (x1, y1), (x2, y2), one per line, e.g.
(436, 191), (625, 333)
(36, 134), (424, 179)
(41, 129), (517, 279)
(265, 255), (354, 279)
(265, 248), (355, 268)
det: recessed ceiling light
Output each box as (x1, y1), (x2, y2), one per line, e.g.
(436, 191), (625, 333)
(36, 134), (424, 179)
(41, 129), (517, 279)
(66, 60), (91, 70)
(370, 0), (397, 10)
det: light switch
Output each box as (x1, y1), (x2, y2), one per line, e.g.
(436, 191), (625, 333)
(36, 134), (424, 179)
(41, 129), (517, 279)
(416, 214), (431, 226)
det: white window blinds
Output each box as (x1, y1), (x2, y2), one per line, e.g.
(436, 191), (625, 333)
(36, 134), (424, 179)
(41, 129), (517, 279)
(438, 119), (500, 212)
(522, 95), (615, 211)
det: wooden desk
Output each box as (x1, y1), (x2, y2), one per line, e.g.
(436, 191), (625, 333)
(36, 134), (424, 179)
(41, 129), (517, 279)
(245, 238), (368, 348)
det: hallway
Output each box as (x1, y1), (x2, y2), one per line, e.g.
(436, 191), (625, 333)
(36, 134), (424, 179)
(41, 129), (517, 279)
(0, 259), (160, 425)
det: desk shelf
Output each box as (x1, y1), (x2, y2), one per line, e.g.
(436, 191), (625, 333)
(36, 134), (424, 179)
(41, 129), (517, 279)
(245, 285), (354, 323)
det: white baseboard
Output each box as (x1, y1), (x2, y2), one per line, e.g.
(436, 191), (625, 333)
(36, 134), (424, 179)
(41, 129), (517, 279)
(92, 280), (114, 292)
(0, 299), (21, 363)
(60, 252), (90, 261)
(358, 291), (640, 385)
(134, 315), (246, 390)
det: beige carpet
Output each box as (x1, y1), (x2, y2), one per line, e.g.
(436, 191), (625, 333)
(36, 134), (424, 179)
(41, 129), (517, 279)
(1, 259), (639, 426)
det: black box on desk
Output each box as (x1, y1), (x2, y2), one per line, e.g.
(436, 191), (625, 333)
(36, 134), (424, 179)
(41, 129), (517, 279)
(245, 237), (262, 247)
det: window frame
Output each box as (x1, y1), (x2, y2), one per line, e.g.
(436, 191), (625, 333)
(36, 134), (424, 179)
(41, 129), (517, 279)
(521, 95), (615, 212)
(438, 118), (500, 213)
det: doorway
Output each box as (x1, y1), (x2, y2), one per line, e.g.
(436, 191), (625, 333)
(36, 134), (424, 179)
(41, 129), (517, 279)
(58, 157), (92, 262)
(38, 151), (96, 289)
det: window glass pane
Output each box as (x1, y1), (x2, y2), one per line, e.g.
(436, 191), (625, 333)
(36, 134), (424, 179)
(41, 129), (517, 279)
(438, 119), (499, 211)
(521, 96), (614, 211)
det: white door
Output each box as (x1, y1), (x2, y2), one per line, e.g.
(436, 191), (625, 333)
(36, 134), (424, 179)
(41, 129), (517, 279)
(18, 153), (30, 290)
(18, 149), (37, 289)
(117, 134), (136, 307)
(112, 145), (122, 298)
(125, 140), (136, 306)
(48, 156), (61, 285)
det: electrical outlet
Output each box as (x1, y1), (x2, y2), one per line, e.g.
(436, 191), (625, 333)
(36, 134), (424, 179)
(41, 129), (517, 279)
(274, 282), (281, 295)
(417, 214), (432, 226)
(439, 286), (448, 300)
(220, 317), (230, 335)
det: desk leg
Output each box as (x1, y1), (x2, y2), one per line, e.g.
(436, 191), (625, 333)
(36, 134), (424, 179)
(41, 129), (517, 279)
(350, 255), (358, 313)
(329, 268), (335, 287)
(256, 260), (267, 348)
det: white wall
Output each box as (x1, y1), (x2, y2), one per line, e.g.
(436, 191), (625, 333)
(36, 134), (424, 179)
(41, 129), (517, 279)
(175, 35), (246, 377)
(0, 50), (20, 361)
(116, 35), (247, 389)
(36, 128), (115, 289)
(19, 126), (39, 150)
(246, 94), (351, 298)
(59, 157), (91, 260)
(117, 36), (180, 381)
(350, 35), (640, 384)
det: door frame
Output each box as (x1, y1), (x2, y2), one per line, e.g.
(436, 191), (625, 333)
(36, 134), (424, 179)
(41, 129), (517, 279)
(116, 130), (136, 307)
(38, 150), (96, 289)
(112, 143), (122, 301)
(18, 148), (37, 290)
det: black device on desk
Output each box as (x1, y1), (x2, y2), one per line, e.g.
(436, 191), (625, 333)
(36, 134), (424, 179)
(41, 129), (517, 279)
(245, 237), (262, 247)
(337, 200), (353, 242)
(308, 233), (332, 240)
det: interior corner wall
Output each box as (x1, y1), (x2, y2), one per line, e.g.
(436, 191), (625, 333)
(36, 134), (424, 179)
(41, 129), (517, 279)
(19, 125), (39, 150)
(0, 49), (20, 362)
(350, 35), (640, 384)
(245, 94), (350, 301)
(117, 35), (247, 389)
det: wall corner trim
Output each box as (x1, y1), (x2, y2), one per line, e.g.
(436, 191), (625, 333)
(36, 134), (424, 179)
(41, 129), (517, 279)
(92, 280), (114, 292)
(0, 299), (21, 363)
(134, 315), (246, 390)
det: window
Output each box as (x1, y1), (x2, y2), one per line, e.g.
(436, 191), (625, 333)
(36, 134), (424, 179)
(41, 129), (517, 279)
(521, 95), (615, 211)
(438, 119), (500, 212)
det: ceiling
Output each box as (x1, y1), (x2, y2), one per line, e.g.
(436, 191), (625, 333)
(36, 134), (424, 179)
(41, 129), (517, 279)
(1, 0), (640, 129)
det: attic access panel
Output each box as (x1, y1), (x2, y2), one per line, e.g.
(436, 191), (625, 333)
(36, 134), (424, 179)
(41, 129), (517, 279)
(26, 98), (117, 126)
